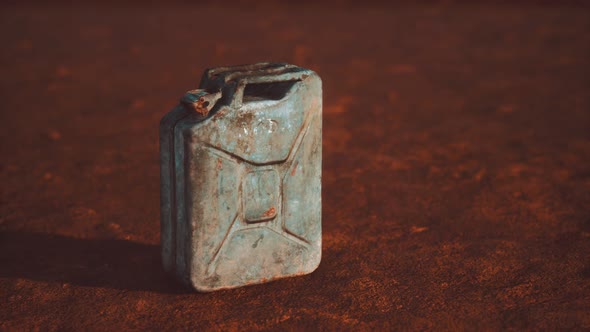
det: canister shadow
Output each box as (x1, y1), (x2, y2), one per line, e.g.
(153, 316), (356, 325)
(0, 231), (186, 294)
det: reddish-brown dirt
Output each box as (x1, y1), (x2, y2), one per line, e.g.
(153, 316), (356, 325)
(1, 3), (589, 330)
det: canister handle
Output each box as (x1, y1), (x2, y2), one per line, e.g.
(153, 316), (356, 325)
(230, 72), (306, 109)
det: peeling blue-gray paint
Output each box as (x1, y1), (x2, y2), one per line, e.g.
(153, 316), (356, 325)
(160, 63), (322, 292)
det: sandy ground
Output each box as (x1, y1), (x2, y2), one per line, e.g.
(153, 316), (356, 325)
(1, 3), (589, 330)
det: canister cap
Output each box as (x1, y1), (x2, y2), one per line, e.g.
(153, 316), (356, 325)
(180, 89), (222, 116)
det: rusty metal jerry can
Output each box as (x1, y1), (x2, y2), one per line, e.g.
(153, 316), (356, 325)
(160, 63), (322, 291)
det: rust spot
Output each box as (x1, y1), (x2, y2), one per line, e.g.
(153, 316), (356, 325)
(291, 161), (299, 176)
(262, 207), (276, 218)
(216, 158), (222, 170)
(213, 109), (225, 120)
(195, 97), (210, 116)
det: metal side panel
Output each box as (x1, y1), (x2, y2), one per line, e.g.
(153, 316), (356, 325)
(172, 118), (196, 285)
(159, 105), (191, 274)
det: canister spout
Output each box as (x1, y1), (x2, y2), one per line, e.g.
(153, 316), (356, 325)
(180, 89), (222, 116)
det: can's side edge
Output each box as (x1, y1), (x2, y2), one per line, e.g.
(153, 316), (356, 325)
(160, 106), (191, 274)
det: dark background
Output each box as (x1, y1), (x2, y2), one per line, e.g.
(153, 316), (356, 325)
(1, 1), (589, 330)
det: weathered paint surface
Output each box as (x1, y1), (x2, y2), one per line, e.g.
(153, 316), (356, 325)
(160, 63), (322, 291)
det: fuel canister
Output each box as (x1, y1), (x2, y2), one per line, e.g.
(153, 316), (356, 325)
(160, 63), (322, 291)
